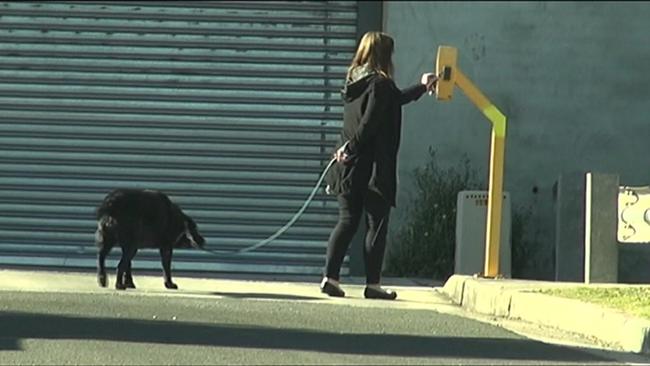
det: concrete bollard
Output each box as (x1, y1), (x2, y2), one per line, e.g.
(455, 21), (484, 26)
(554, 172), (586, 282)
(584, 172), (619, 284)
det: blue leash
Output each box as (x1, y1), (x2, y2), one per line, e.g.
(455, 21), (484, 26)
(195, 158), (337, 256)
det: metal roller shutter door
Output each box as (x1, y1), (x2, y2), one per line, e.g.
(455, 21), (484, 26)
(0, 1), (357, 275)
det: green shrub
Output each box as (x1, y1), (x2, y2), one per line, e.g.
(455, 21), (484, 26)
(386, 148), (480, 280)
(510, 204), (536, 278)
(386, 147), (537, 280)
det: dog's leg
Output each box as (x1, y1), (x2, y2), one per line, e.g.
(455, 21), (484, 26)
(123, 248), (138, 289)
(97, 244), (111, 288)
(159, 247), (178, 289)
(96, 221), (115, 288)
(116, 245), (136, 290)
(96, 216), (117, 288)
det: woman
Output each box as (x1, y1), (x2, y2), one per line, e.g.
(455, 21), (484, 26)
(322, 31), (437, 300)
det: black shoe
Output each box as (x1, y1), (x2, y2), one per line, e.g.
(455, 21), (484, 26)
(364, 287), (397, 300)
(320, 281), (345, 297)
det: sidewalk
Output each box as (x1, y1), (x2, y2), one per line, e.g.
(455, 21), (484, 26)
(0, 268), (450, 313)
(441, 275), (650, 355)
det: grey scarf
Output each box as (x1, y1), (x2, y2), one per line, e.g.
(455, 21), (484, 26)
(348, 63), (376, 83)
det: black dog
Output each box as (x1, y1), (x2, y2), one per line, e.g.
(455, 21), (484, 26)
(95, 188), (205, 290)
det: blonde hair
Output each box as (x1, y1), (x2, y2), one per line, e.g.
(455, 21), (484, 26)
(346, 31), (394, 81)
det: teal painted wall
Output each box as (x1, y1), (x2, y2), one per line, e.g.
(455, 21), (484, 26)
(384, 1), (650, 279)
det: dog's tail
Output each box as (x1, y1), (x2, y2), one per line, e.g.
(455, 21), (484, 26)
(95, 215), (118, 247)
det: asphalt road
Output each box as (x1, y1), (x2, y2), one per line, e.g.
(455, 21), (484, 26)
(0, 289), (639, 365)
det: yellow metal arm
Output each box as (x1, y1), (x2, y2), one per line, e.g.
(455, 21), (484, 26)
(454, 70), (506, 138)
(436, 46), (507, 278)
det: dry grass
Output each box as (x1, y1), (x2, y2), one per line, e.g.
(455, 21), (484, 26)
(544, 286), (650, 320)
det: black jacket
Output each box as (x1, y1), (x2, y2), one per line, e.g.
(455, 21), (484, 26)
(326, 73), (427, 206)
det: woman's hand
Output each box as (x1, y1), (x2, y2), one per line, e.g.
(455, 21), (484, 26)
(334, 145), (350, 163)
(334, 142), (352, 164)
(420, 72), (438, 93)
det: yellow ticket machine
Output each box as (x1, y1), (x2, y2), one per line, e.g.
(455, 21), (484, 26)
(435, 46), (507, 278)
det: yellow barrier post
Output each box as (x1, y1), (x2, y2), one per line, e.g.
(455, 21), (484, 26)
(435, 46), (507, 278)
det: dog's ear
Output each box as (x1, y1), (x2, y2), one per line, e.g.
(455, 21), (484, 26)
(183, 215), (204, 247)
(182, 218), (202, 248)
(169, 203), (185, 222)
(185, 215), (197, 229)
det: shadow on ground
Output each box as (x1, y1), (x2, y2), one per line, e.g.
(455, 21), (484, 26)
(208, 291), (322, 301)
(0, 311), (612, 362)
(150, 289), (323, 301)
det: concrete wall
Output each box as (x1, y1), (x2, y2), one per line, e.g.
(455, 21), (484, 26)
(384, 1), (650, 279)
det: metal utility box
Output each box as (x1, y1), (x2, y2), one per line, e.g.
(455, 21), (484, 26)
(455, 191), (512, 277)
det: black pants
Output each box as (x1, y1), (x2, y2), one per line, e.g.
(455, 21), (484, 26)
(324, 189), (391, 284)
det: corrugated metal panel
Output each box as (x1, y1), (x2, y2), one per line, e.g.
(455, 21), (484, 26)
(0, 1), (356, 275)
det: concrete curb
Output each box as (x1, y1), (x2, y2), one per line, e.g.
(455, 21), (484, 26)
(442, 275), (650, 354)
